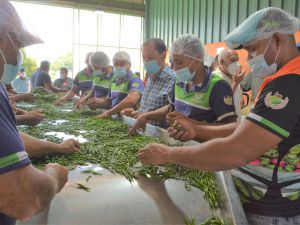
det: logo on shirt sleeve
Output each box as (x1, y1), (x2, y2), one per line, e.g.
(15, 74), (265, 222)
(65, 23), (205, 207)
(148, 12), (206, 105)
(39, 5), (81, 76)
(132, 82), (140, 88)
(224, 96), (233, 106)
(264, 91), (289, 110)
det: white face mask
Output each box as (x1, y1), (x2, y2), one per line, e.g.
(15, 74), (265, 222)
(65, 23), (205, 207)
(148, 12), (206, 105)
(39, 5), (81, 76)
(228, 61), (241, 75)
(248, 37), (280, 79)
(0, 33), (23, 84)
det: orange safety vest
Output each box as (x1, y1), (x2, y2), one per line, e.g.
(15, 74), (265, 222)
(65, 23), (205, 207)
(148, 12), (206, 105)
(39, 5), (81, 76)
(254, 55), (300, 106)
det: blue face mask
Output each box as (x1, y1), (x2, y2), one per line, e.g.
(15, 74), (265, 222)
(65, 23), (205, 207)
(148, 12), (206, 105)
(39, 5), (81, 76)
(175, 60), (196, 83)
(248, 37), (280, 79)
(144, 60), (161, 75)
(0, 33), (23, 84)
(0, 50), (22, 85)
(113, 67), (127, 79)
(93, 69), (105, 78)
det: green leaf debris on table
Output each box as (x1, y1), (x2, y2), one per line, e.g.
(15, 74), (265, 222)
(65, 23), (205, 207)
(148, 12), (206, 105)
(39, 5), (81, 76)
(75, 183), (91, 192)
(86, 176), (92, 182)
(81, 169), (102, 175)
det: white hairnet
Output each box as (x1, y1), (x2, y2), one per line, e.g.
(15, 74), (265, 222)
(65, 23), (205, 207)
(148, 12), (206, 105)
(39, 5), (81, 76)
(225, 7), (300, 49)
(113, 51), (131, 64)
(0, 0), (43, 47)
(89, 51), (110, 67)
(170, 34), (205, 61)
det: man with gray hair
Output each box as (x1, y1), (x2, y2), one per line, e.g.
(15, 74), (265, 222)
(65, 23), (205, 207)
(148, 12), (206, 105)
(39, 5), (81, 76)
(215, 48), (243, 119)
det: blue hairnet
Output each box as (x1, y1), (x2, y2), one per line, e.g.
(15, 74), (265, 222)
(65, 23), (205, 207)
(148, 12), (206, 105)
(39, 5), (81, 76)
(225, 7), (300, 49)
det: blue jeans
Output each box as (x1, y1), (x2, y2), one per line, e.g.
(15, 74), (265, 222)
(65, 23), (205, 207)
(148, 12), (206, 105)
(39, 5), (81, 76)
(246, 213), (300, 225)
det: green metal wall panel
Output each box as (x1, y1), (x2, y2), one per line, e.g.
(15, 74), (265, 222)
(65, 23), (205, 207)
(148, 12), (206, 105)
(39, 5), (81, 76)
(199, 0), (207, 43)
(220, 0), (230, 41)
(145, 0), (300, 46)
(182, 0), (189, 34)
(193, 0), (200, 36)
(188, 0), (194, 33)
(178, 0), (183, 36)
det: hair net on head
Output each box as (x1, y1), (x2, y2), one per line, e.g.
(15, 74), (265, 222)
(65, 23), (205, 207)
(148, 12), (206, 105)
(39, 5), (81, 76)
(85, 52), (94, 62)
(225, 7), (300, 49)
(170, 34), (205, 61)
(0, 0), (43, 47)
(113, 51), (131, 64)
(89, 51), (110, 67)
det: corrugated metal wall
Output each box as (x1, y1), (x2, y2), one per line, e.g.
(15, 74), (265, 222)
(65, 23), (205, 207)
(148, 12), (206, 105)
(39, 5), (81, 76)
(145, 0), (300, 46)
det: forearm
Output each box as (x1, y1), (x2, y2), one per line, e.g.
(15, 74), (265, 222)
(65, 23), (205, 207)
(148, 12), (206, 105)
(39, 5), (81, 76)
(83, 88), (94, 101)
(106, 95), (139, 116)
(0, 165), (58, 220)
(194, 122), (238, 142)
(168, 120), (279, 171)
(60, 89), (76, 101)
(50, 86), (64, 93)
(16, 108), (27, 115)
(143, 105), (169, 122)
(16, 115), (29, 125)
(32, 168), (59, 215)
(195, 123), (238, 141)
(9, 94), (24, 102)
(168, 137), (248, 171)
(20, 132), (61, 157)
(97, 98), (112, 109)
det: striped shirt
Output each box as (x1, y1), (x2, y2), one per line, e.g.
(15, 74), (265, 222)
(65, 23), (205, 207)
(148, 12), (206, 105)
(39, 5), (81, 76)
(138, 66), (176, 128)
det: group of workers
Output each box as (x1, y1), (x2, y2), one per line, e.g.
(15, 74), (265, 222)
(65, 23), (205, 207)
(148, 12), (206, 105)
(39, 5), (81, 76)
(9, 62), (73, 94)
(0, 0), (300, 224)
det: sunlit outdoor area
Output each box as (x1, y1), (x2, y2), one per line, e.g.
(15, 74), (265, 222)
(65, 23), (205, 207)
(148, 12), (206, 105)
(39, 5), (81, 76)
(12, 1), (143, 79)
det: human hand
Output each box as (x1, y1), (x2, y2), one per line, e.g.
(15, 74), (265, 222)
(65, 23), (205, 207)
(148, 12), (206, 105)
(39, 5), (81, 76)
(167, 119), (197, 142)
(128, 114), (147, 136)
(44, 163), (68, 193)
(138, 143), (171, 166)
(56, 139), (80, 154)
(23, 110), (46, 126)
(166, 111), (187, 126)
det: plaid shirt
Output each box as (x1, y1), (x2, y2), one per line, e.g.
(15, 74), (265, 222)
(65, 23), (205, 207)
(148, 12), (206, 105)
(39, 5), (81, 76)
(138, 66), (176, 128)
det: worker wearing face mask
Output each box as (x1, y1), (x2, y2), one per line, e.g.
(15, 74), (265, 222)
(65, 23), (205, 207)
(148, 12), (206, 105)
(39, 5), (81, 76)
(89, 51), (144, 119)
(12, 68), (30, 93)
(121, 38), (176, 129)
(0, 33), (23, 86)
(55, 52), (94, 105)
(129, 34), (237, 135)
(75, 51), (113, 109)
(215, 48), (244, 120)
(138, 7), (300, 225)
